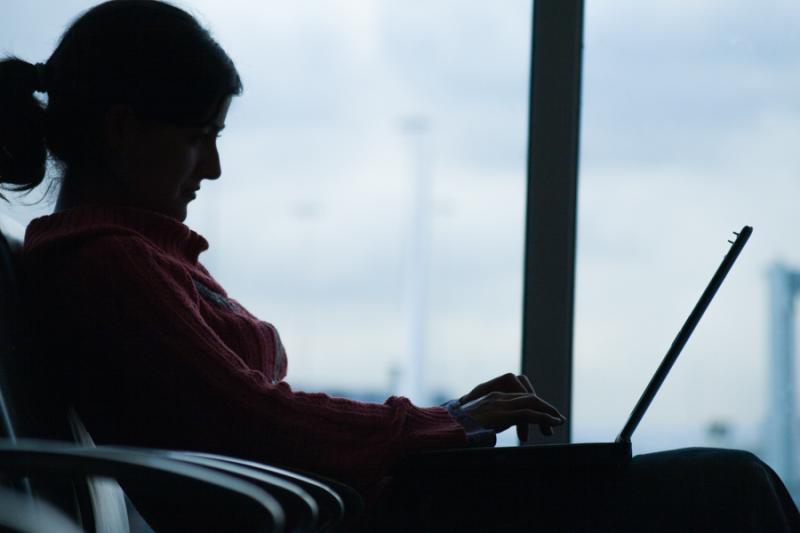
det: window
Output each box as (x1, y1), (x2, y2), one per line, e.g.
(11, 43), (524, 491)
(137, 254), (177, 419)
(575, 0), (800, 497)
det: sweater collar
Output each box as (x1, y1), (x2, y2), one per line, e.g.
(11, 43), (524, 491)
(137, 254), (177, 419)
(25, 206), (209, 263)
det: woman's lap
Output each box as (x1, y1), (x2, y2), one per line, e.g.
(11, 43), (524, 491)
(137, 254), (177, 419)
(374, 447), (800, 532)
(606, 448), (799, 533)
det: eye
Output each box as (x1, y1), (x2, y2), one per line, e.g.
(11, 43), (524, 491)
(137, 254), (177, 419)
(186, 124), (224, 144)
(189, 129), (218, 143)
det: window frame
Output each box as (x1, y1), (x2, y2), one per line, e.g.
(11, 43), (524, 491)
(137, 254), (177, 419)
(521, 0), (585, 444)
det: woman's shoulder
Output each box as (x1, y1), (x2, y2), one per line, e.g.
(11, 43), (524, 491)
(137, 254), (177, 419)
(24, 206), (209, 266)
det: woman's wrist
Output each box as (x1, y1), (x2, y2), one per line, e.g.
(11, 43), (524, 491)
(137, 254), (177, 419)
(441, 399), (496, 448)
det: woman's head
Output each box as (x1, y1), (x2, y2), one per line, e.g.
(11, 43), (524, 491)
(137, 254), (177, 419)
(0, 0), (242, 219)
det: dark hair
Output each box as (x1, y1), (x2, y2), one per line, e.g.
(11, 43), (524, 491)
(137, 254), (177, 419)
(0, 0), (242, 193)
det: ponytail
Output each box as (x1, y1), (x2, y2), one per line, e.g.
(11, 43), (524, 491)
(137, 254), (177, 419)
(0, 58), (48, 193)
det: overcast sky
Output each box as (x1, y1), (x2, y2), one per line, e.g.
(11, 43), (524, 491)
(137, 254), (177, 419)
(3, 1), (800, 461)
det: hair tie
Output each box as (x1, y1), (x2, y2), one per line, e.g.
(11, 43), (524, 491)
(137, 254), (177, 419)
(33, 62), (48, 93)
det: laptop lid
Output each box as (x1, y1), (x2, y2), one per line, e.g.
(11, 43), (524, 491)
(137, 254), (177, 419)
(615, 225), (753, 443)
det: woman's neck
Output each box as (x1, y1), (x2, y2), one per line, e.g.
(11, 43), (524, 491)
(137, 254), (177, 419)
(55, 173), (131, 213)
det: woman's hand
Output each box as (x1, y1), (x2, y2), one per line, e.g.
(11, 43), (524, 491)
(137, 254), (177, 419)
(458, 373), (566, 441)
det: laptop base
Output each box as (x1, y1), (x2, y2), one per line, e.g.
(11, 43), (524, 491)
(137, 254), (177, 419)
(400, 441), (632, 475)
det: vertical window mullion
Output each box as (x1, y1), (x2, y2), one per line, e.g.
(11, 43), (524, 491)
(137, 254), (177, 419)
(521, 0), (585, 445)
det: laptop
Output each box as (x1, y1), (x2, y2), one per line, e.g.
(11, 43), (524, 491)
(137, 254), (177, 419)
(400, 225), (753, 475)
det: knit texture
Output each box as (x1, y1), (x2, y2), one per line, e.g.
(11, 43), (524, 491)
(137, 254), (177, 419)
(23, 206), (467, 487)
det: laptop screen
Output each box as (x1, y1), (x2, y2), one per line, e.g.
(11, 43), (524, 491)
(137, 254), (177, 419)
(616, 226), (753, 444)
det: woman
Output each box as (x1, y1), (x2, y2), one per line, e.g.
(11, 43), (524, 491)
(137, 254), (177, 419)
(0, 1), (797, 531)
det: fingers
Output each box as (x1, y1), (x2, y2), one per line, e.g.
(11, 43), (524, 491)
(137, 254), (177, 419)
(517, 417), (529, 443)
(494, 409), (564, 430)
(459, 373), (528, 404)
(515, 374), (566, 430)
(503, 393), (564, 420)
(461, 393), (566, 435)
(459, 373), (567, 440)
(518, 374), (535, 394)
(509, 382), (561, 440)
(515, 374), (535, 441)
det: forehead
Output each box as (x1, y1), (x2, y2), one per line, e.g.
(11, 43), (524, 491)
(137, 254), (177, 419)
(209, 96), (233, 129)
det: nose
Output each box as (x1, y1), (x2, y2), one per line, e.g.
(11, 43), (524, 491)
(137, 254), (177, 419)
(198, 141), (222, 181)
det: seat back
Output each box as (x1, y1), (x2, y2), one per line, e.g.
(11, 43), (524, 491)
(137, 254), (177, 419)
(0, 212), (23, 442)
(0, 212), (70, 443)
(0, 213), (133, 533)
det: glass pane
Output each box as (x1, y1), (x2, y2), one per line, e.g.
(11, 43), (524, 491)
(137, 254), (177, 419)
(2, 1), (532, 441)
(575, 0), (800, 498)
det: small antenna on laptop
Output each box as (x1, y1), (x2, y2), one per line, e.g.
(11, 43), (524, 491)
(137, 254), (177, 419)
(615, 226), (753, 444)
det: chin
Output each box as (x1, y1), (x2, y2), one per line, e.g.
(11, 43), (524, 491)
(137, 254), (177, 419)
(161, 204), (189, 222)
(161, 196), (191, 221)
(132, 200), (189, 222)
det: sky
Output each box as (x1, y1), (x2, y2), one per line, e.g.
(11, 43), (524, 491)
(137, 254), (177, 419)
(2, 1), (800, 463)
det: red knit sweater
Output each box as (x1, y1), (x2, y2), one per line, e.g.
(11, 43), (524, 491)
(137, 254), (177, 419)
(23, 206), (467, 487)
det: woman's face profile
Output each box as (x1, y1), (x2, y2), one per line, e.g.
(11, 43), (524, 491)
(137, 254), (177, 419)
(112, 96), (232, 221)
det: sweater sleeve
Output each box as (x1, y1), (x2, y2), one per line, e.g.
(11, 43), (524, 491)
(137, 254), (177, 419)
(30, 234), (467, 486)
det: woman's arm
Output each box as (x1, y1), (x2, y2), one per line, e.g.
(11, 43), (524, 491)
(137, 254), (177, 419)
(25, 233), (467, 487)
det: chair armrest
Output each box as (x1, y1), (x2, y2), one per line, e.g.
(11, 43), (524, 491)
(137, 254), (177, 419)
(95, 446), (362, 532)
(37, 442), (340, 533)
(100, 446), (349, 532)
(258, 464), (364, 532)
(158, 452), (320, 532)
(189, 453), (352, 531)
(0, 440), (285, 533)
